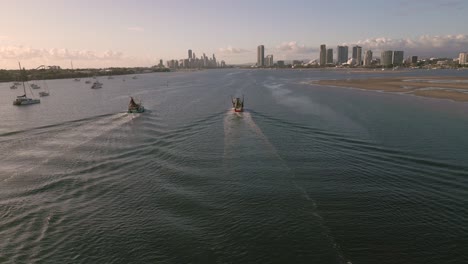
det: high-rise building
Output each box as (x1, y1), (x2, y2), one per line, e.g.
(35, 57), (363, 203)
(411, 56), (418, 64)
(353, 46), (362, 65)
(392, 51), (404, 66)
(364, 50), (373, 66)
(326, 49), (333, 64)
(320, 44), (326, 66)
(277, 60), (285, 67)
(265, 55), (274, 67)
(188, 49), (192, 59)
(257, 45), (265, 67)
(337, 46), (348, 65)
(459, 52), (467, 65)
(381, 50), (393, 67)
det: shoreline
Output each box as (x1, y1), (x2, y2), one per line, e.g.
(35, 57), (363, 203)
(313, 76), (468, 102)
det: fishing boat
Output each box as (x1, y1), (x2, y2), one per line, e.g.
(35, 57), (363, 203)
(91, 80), (103, 89)
(231, 95), (244, 112)
(13, 63), (40, 106)
(128, 97), (144, 113)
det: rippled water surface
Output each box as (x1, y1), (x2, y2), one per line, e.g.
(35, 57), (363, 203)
(1, 69), (467, 263)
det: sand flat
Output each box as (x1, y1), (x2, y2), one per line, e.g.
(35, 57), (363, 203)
(315, 76), (468, 102)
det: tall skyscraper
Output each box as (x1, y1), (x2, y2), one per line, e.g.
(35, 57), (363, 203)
(320, 44), (326, 66)
(392, 51), (404, 66)
(188, 49), (192, 59)
(381, 50), (393, 67)
(364, 50), (373, 66)
(257, 45), (265, 67)
(353, 46), (362, 65)
(337, 46), (348, 65)
(265, 55), (274, 67)
(326, 49), (333, 64)
(459, 52), (467, 65)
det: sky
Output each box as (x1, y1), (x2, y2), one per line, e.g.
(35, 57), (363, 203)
(0, 0), (467, 69)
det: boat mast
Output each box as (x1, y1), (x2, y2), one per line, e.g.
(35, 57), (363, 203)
(18, 62), (26, 96)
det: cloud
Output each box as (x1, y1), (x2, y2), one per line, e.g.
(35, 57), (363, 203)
(276, 41), (317, 54)
(0, 45), (124, 60)
(125, 26), (144, 32)
(347, 34), (468, 57)
(218, 46), (250, 54)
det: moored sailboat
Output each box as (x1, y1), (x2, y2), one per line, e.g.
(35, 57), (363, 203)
(13, 62), (40, 106)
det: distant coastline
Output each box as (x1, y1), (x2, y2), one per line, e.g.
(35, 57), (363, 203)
(312, 76), (468, 102)
(0, 67), (170, 83)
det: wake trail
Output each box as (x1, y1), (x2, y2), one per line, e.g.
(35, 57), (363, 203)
(0, 112), (141, 183)
(223, 109), (351, 264)
(241, 111), (311, 201)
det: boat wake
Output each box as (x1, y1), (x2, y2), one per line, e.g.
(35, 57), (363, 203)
(223, 109), (351, 264)
(0, 112), (139, 184)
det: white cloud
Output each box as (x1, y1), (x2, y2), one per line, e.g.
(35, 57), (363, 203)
(0, 46), (124, 60)
(348, 34), (468, 57)
(276, 41), (317, 54)
(219, 46), (250, 54)
(125, 26), (144, 32)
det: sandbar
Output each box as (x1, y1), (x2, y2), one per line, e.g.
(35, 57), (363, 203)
(313, 76), (468, 102)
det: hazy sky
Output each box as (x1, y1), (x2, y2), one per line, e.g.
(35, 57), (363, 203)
(1, 0), (467, 68)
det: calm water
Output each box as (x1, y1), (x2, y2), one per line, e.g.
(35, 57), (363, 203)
(1, 69), (467, 264)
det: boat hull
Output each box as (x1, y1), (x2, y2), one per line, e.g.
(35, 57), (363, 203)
(13, 98), (40, 105)
(128, 106), (145, 113)
(234, 108), (243, 112)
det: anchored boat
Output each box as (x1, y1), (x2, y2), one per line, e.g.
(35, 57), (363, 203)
(13, 63), (40, 106)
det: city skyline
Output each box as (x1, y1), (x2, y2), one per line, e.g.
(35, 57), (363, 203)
(1, 0), (468, 69)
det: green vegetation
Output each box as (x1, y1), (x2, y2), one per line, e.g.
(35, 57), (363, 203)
(0, 67), (170, 83)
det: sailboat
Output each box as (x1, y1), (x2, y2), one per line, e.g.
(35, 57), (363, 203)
(10, 83), (17, 89)
(71, 61), (80, 81)
(38, 80), (50, 97)
(13, 62), (40, 106)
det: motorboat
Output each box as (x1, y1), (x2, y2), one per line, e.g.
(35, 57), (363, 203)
(91, 81), (103, 89)
(231, 95), (244, 112)
(128, 97), (144, 113)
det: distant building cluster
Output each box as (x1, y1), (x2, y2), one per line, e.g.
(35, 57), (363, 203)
(254, 43), (466, 69)
(166, 49), (226, 69)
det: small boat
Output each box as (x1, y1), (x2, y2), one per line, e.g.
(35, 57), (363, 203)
(13, 62), (40, 106)
(74, 78), (81, 81)
(14, 94), (40, 105)
(128, 97), (144, 113)
(39, 91), (49, 97)
(231, 95), (244, 112)
(108, 76), (114, 79)
(10, 84), (17, 89)
(85, 79), (91, 84)
(132, 76), (137, 79)
(30, 83), (40, 89)
(91, 81), (103, 89)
